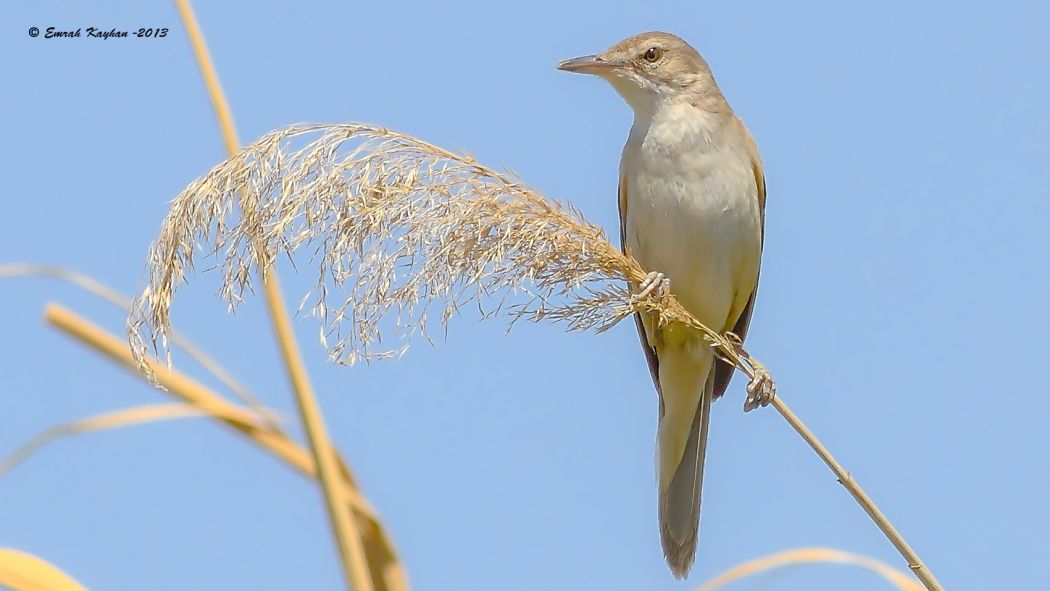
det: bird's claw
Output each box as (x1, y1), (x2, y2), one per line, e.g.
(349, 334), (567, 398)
(743, 367), (775, 412)
(631, 271), (670, 304)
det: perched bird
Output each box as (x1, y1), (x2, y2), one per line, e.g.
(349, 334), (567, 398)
(558, 32), (766, 578)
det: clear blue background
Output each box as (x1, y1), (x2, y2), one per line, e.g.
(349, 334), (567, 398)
(2, 1), (1048, 590)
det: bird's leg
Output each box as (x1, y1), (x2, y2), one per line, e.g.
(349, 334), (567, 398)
(727, 336), (775, 412)
(631, 271), (670, 303)
(743, 366), (775, 412)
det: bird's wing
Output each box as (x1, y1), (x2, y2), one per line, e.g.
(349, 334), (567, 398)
(619, 166), (663, 399)
(712, 127), (766, 399)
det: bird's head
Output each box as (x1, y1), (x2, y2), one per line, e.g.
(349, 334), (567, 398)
(557, 31), (721, 114)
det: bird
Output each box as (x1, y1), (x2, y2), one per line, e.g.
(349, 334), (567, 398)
(558, 32), (767, 578)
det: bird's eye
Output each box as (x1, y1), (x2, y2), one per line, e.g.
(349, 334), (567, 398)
(642, 47), (663, 63)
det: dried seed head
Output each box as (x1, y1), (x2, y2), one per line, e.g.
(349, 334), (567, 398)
(126, 123), (738, 382)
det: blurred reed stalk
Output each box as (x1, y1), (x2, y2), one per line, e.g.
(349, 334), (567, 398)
(697, 547), (925, 591)
(172, 1), (376, 589)
(0, 548), (86, 591)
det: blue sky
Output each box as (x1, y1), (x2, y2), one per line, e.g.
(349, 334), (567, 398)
(2, 1), (1048, 590)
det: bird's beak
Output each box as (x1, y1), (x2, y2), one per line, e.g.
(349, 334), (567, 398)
(556, 54), (618, 75)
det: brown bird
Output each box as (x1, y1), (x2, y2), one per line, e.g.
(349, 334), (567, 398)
(559, 32), (767, 577)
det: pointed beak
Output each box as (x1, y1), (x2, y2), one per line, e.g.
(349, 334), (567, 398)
(556, 54), (618, 75)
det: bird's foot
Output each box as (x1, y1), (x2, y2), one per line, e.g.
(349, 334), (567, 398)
(743, 366), (775, 412)
(631, 271), (670, 304)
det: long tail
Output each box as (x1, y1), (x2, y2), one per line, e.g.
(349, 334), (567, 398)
(657, 353), (714, 579)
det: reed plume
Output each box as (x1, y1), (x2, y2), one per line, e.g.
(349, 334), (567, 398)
(127, 123), (745, 377)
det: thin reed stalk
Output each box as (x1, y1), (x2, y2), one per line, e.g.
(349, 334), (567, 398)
(770, 398), (943, 590)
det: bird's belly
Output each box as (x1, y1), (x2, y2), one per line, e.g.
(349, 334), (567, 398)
(625, 163), (760, 333)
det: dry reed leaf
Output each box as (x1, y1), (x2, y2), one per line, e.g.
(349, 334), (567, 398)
(0, 263), (281, 429)
(695, 547), (924, 591)
(0, 548), (87, 591)
(0, 402), (263, 478)
(127, 123), (747, 379)
(47, 303), (406, 591)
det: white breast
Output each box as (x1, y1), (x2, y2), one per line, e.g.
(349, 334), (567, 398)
(622, 102), (762, 331)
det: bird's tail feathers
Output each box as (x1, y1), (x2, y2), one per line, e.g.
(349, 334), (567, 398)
(657, 364), (714, 579)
